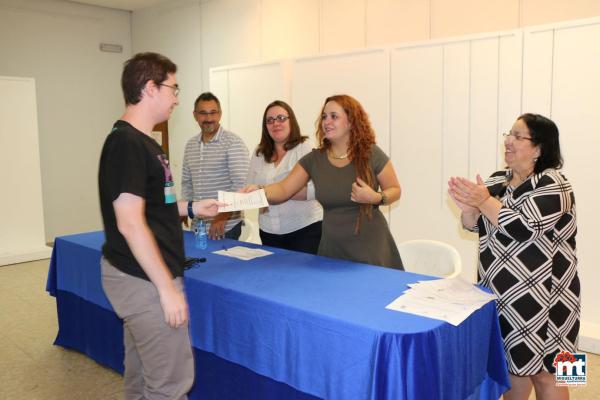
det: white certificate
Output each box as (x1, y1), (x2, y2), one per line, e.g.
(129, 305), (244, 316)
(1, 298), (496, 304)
(218, 189), (269, 212)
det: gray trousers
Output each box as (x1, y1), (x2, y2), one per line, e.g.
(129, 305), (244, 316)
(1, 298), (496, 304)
(101, 258), (194, 400)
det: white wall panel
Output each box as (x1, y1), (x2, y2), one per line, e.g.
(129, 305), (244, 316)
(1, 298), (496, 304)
(208, 69), (230, 129)
(261, 0), (320, 60)
(522, 29), (554, 115)
(227, 63), (286, 153)
(390, 34), (521, 280)
(321, 0), (365, 53)
(201, 0), (261, 92)
(390, 45), (443, 245)
(469, 38), (500, 179)
(442, 42), (470, 188)
(497, 32), (523, 169)
(0, 76), (51, 265)
(440, 41), (481, 277)
(551, 21), (600, 329)
(291, 50), (390, 152)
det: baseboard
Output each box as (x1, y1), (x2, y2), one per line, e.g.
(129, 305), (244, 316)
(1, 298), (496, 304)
(578, 320), (600, 355)
(0, 246), (52, 266)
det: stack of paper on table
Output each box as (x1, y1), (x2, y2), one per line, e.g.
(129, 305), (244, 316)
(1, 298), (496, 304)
(386, 278), (497, 326)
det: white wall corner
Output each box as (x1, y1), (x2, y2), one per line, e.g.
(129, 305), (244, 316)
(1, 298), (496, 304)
(0, 246), (52, 267)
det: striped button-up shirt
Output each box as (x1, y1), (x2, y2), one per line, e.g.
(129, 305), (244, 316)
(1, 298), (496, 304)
(182, 126), (250, 233)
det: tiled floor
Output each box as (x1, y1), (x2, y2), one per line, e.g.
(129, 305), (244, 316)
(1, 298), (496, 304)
(0, 259), (122, 399)
(0, 259), (598, 399)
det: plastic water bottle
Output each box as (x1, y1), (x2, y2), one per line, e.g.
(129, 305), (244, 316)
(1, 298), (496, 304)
(194, 220), (208, 250)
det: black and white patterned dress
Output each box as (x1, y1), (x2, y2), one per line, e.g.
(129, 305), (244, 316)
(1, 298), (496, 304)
(474, 168), (580, 376)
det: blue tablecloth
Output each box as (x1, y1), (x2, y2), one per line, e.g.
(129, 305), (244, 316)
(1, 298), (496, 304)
(46, 231), (509, 400)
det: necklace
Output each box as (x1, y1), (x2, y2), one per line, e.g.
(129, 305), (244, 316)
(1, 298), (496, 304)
(330, 150), (348, 160)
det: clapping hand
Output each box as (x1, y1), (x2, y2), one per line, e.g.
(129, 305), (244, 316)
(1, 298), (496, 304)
(448, 174), (490, 209)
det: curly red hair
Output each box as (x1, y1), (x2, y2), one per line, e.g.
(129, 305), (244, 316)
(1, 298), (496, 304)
(315, 94), (377, 233)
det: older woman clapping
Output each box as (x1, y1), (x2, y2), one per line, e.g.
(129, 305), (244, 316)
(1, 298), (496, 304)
(448, 114), (580, 400)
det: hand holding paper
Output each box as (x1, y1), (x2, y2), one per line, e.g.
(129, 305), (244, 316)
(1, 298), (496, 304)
(218, 189), (269, 212)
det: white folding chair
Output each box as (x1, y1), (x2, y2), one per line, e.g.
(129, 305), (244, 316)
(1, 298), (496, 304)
(398, 240), (462, 278)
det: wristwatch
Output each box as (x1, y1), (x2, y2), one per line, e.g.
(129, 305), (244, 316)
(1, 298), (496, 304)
(378, 191), (387, 205)
(187, 201), (195, 219)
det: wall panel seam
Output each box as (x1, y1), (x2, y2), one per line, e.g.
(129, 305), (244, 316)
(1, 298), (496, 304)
(496, 36), (501, 169)
(467, 40), (472, 178)
(441, 45), (446, 208)
(363, 0), (367, 48)
(549, 29), (555, 118)
(519, 30), (524, 114)
(428, 0), (432, 39)
(259, 0), (263, 60)
(388, 49), (392, 222)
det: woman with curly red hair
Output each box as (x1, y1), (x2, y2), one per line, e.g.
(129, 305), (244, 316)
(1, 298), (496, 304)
(244, 95), (403, 269)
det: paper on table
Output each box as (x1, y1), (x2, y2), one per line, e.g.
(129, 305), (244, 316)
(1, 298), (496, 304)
(213, 246), (273, 261)
(406, 278), (496, 304)
(386, 278), (497, 326)
(386, 293), (474, 326)
(218, 190), (268, 212)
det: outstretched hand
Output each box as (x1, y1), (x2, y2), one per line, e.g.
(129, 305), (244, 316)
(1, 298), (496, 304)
(193, 199), (226, 217)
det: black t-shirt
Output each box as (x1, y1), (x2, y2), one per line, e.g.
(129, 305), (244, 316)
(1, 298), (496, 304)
(98, 120), (184, 280)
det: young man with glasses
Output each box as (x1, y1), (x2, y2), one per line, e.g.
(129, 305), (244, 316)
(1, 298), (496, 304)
(182, 92), (249, 240)
(98, 53), (222, 400)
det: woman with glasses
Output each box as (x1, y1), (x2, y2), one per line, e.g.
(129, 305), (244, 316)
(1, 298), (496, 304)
(244, 95), (403, 269)
(448, 113), (579, 400)
(246, 100), (323, 254)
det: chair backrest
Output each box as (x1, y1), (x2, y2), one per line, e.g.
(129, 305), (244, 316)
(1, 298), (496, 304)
(397, 240), (462, 278)
(239, 219), (261, 244)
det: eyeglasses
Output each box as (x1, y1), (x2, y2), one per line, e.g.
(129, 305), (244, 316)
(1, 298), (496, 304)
(502, 132), (533, 142)
(195, 110), (220, 117)
(158, 83), (180, 97)
(266, 115), (289, 125)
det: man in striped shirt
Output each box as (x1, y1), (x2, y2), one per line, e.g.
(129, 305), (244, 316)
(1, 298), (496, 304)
(182, 92), (249, 239)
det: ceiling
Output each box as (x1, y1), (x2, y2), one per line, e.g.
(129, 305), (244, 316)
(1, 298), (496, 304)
(69, 0), (170, 12)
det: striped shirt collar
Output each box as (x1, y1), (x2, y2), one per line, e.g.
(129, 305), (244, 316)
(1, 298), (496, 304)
(198, 125), (224, 144)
